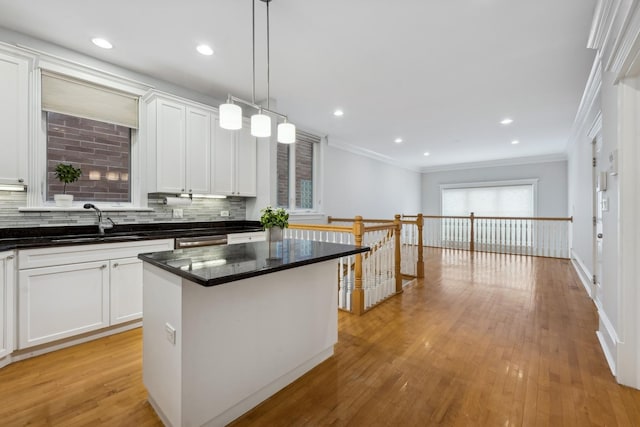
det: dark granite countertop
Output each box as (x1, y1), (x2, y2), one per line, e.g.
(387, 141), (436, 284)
(138, 239), (370, 287)
(0, 221), (262, 251)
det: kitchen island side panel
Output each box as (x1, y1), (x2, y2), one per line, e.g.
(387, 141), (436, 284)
(181, 260), (338, 427)
(142, 264), (183, 427)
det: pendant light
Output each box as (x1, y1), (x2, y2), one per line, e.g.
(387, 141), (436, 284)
(218, 0), (296, 143)
(219, 98), (242, 130)
(251, 109), (271, 137)
(277, 120), (296, 144)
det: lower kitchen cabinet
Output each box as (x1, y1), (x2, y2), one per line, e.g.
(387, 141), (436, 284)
(0, 251), (15, 359)
(16, 239), (173, 350)
(110, 257), (143, 325)
(18, 260), (110, 348)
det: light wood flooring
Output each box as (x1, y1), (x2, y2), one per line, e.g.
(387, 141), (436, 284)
(2, 248), (640, 426)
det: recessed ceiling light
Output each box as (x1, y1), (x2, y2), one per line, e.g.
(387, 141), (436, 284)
(394, 138), (403, 144)
(333, 109), (344, 117)
(511, 140), (520, 145)
(500, 118), (513, 125)
(196, 44), (214, 56)
(91, 38), (112, 49)
(423, 152), (430, 156)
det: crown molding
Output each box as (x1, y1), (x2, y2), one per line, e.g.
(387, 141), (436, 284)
(568, 53), (603, 149)
(605, 0), (640, 78)
(420, 153), (567, 174)
(589, 0), (617, 50)
(326, 138), (421, 173)
(15, 43), (154, 96)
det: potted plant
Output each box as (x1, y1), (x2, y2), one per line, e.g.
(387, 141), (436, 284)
(260, 206), (289, 243)
(53, 163), (82, 207)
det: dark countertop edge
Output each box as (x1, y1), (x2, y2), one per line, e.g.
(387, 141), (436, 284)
(138, 245), (370, 287)
(0, 222), (263, 252)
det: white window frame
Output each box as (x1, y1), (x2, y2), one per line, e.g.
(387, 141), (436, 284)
(23, 54), (152, 211)
(280, 134), (324, 217)
(439, 179), (539, 217)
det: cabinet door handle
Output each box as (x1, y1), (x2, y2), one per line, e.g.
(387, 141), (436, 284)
(100, 264), (107, 269)
(113, 263), (119, 268)
(6, 255), (14, 260)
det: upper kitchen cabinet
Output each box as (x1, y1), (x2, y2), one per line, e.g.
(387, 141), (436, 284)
(145, 92), (212, 194)
(213, 117), (257, 197)
(0, 47), (31, 187)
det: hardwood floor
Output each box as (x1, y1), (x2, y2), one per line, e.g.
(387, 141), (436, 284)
(2, 248), (640, 426)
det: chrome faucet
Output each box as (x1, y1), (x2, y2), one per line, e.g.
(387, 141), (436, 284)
(83, 203), (114, 234)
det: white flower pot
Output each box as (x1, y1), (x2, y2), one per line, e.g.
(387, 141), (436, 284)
(54, 194), (74, 207)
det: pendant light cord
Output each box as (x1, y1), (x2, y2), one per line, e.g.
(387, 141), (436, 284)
(266, 0), (270, 109)
(252, 0), (256, 104)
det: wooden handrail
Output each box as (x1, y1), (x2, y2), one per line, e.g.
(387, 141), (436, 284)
(420, 215), (573, 222)
(363, 224), (396, 233)
(287, 223), (352, 232)
(328, 216), (394, 224)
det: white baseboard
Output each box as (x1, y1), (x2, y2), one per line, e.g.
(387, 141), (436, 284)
(571, 250), (593, 298)
(596, 302), (619, 376)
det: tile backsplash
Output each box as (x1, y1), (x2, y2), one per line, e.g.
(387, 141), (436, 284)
(0, 192), (246, 228)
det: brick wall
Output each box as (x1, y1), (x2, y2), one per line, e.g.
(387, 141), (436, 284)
(47, 112), (131, 202)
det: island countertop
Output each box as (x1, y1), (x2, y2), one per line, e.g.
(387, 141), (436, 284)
(138, 239), (369, 287)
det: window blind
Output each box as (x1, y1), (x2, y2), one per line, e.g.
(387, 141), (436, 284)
(441, 184), (534, 217)
(295, 129), (321, 144)
(41, 71), (139, 129)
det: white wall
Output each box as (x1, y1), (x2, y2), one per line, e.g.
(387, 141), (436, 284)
(322, 144), (421, 219)
(421, 160), (568, 217)
(566, 0), (640, 388)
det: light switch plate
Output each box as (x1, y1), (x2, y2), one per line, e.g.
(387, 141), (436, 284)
(165, 323), (176, 345)
(220, 210), (229, 217)
(173, 208), (183, 218)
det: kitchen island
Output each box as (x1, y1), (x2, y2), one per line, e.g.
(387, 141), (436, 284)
(138, 239), (368, 427)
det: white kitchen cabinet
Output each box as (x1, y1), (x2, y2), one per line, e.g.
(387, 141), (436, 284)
(227, 231), (266, 244)
(213, 118), (257, 196)
(110, 257), (143, 325)
(0, 48), (30, 186)
(146, 92), (212, 194)
(18, 260), (110, 348)
(0, 251), (15, 359)
(17, 239), (173, 349)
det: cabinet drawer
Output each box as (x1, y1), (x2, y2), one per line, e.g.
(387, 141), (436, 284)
(227, 231), (266, 244)
(19, 239), (173, 270)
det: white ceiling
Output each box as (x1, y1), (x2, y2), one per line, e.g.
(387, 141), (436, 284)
(0, 0), (596, 171)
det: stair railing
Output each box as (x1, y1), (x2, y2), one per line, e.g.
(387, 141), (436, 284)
(403, 213), (573, 258)
(287, 216), (402, 315)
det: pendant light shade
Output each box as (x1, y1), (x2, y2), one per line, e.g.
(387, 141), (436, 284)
(251, 112), (271, 137)
(277, 121), (296, 144)
(219, 103), (242, 130)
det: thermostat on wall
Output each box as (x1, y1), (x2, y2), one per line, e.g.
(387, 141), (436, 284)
(609, 149), (618, 176)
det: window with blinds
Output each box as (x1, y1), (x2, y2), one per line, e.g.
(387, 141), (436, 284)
(441, 182), (535, 217)
(277, 130), (320, 211)
(41, 71), (138, 203)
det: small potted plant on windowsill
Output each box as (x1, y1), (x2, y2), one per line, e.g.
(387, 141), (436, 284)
(260, 206), (289, 244)
(53, 163), (82, 207)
